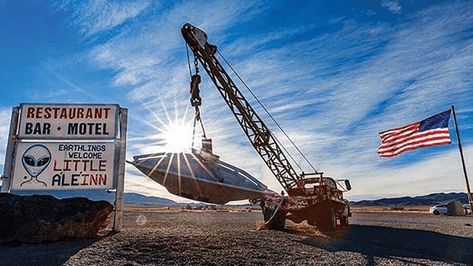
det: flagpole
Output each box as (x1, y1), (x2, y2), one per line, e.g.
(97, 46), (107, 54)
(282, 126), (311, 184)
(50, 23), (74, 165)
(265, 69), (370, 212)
(451, 105), (473, 213)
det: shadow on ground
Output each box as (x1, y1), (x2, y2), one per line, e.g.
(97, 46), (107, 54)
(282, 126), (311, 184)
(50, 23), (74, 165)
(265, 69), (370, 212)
(291, 225), (473, 265)
(0, 232), (115, 266)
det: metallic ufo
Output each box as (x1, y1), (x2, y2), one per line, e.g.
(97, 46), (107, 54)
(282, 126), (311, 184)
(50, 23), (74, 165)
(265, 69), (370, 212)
(129, 149), (269, 204)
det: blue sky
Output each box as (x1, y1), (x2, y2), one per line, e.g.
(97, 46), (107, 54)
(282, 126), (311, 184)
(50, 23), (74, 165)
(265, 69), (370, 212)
(1, 0), (472, 201)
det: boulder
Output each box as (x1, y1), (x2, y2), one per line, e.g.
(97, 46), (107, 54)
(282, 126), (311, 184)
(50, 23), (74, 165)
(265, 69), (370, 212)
(0, 193), (113, 244)
(447, 200), (465, 216)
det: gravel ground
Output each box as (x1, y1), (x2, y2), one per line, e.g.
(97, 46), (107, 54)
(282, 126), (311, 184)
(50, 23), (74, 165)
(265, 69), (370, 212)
(1, 211), (473, 265)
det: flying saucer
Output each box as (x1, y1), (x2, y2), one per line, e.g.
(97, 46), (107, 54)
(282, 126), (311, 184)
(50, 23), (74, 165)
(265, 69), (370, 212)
(129, 149), (269, 204)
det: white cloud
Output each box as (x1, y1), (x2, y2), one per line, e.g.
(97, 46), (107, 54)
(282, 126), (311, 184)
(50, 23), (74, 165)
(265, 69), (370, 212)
(59, 0), (151, 36)
(381, 0), (402, 14)
(346, 144), (473, 200)
(366, 10), (377, 16)
(56, 1), (473, 202)
(202, 1), (473, 200)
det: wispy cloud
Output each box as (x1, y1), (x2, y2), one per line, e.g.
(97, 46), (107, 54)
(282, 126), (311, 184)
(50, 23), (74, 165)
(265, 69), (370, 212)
(58, 0), (151, 36)
(381, 0), (402, 14)
(53, 1), (473, 201)
(347, 145), (473, 200)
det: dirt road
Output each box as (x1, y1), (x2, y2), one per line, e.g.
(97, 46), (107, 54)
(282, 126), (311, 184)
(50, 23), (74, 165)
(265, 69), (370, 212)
(1, 211), (472, 265)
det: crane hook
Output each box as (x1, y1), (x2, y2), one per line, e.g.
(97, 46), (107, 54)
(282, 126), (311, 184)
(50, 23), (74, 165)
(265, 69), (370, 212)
(190, 73), (202, 118)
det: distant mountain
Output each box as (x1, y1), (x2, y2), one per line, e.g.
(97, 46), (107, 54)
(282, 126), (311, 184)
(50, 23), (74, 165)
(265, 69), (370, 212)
(12, 190), (178, 206)
(351, 192), (469, 207)
(123, 192), (177, 206)
(10, 190), (469, 208)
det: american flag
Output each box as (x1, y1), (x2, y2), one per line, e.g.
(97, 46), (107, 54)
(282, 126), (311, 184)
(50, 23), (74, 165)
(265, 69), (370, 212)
(378, 110), (452, 158)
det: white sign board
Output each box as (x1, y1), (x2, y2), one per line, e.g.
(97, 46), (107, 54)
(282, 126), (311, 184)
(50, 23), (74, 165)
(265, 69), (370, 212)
(11, 142), (116, 190)
(18, 104), (118, 139)
(2, 104), (127, 231)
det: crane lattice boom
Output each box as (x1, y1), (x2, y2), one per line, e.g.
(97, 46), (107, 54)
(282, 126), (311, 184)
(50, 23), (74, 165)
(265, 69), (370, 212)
(181, 23), (305, 194)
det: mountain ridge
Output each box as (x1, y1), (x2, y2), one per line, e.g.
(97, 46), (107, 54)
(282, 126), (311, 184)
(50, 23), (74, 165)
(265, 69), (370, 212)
(13, 190), (179, 206)
(351, 192), (469, 207)
(11, 190), (470, 207)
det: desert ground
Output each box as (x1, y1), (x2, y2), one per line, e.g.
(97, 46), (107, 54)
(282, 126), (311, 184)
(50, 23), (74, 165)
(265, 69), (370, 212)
(0, 209), (472, 265)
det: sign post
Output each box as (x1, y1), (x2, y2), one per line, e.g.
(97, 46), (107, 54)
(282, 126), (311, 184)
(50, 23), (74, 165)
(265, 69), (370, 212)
(1, 103), (127, 231)
(1, 107), (19, 193)
(113, 108), (127, 232)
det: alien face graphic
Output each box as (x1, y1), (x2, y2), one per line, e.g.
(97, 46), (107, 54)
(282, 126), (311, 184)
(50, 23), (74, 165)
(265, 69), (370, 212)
(22, 144), (51, 178)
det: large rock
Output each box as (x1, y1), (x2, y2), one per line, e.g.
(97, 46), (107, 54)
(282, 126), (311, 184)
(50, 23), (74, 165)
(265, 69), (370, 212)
(447, 200), (465, 216)
(0, 193), (113, 244)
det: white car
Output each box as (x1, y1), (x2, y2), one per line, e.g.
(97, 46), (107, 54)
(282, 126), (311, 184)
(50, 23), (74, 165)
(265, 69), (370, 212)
(430, 204), (448, 215)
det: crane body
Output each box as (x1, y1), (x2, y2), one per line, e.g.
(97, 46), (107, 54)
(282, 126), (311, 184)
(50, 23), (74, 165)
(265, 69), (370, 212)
(182, 23), (351, 230)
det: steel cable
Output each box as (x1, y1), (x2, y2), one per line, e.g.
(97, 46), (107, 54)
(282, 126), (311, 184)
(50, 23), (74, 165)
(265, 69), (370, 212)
(217, 50), (318, 173)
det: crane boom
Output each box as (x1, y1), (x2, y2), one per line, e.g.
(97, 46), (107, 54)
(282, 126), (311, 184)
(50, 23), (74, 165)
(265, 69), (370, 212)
(181, 23), (305, 194)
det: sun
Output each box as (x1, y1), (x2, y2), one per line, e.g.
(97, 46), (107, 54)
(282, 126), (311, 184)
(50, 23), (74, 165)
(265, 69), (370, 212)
(161, 122), (194, 153)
